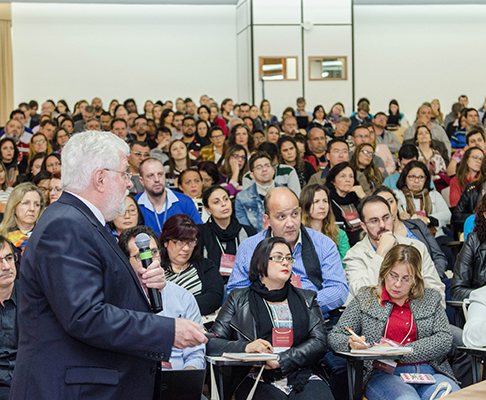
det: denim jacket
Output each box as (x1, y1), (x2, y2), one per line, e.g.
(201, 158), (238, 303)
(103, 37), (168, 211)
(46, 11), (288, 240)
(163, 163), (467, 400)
(234, 183), (281, 232)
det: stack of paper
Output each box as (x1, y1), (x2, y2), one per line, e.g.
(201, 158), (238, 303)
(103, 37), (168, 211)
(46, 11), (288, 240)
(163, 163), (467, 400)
(222, 353), (279, 361)
(350, 346), (413, 356)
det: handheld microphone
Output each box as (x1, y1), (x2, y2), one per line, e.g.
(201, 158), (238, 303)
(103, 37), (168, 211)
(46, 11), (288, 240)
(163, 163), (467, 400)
(134, 233), (163, 313)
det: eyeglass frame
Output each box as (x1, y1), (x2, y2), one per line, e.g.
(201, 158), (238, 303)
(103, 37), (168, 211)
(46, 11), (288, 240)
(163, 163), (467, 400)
(269, 255), (295, 263)
(103, 168), (133, 182)
(130, 248), (160, 263)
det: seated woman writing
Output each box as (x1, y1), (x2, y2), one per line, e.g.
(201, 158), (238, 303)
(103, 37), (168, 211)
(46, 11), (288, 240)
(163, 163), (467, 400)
(328, 244), (459, 400)
(207, 237), (333, 400)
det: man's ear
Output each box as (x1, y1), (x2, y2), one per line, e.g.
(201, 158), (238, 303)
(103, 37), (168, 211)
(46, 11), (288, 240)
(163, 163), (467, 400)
(93, 169), (106, 193)
(263, 214), (270, 231)
(250, 171), (255, 181)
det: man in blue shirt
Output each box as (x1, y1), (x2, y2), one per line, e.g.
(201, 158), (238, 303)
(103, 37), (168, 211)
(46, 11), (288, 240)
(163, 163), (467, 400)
(135, 158), (202, 235)
(228, 187), (348, 318)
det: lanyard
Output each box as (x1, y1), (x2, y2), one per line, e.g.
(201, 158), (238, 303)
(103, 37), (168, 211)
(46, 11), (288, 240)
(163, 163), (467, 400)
(384, 311), (414, 345)
(215, 236), (226, 255)
(332, 199), (345, 214)
(152, 196), (169, 233)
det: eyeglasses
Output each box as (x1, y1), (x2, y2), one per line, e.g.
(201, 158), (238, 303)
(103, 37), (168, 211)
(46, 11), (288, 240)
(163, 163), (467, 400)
(103, 169), (133, 181)
(0, 253), (16, 264)
(130, 248), (160, 263)
(131, 151), (150, 157)
(407, 175), (426, 181)
(184, 123), (196, 127)
(232, 154), (246, 161)
(19, 201), (41, 208)
(124, 207), (138, 216)
(135, 123), (147, 127)
(364, 214), (391, 227)
(57, 134), (69, 140)
(361, 150), (374, 156)
(49, 187), (62, 193)
(386, 272), (413, 285)
(33, 140), (45, 145)
(269, 255), (295, 263)
(253, 163), (272, 171)
(37, 187), (49, 193)
(211, 134), (225, 139)
(470, 155), (484, 162)
(171, 239), (198, 248)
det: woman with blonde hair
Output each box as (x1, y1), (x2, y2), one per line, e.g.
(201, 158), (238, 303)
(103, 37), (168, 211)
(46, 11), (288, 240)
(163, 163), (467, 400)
(431, 99), (444, 126)
(259, 99), (278, 129)
(142, 100), (154, 120)
(28, 132), (52, 165)
(153, 104), (163, 126)
(329, 244), (460, 400)
(0, 182), (45, 252)
(300, 184), (349, 263)
(264, 123), (280, 144)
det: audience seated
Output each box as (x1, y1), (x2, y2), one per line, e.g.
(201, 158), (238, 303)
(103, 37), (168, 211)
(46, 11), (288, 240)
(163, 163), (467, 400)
(325, 162), (366, 246)
(330, 244), (460, 400)
(228, 187), (348, 323)
(235, 152), (280, 232)
(198, 185), (257, 281)
(208, 237), (334, 400)
(350, 143), (384, 192)
(451, 195), (486, 301)
(277, 136), (316, 189)
(372, 111), (402, 155)
(199, 126), (227, 165)
(306, 126), (327, 169)
(119, 225), (206, 370)
(107, 194), (145, 237)
(128, 141), (150, 193)
(177, 169), (209, 222)
(0, 138), (20, 186)
(446, 126), (485, 177)
(449, 147), (483, 207)
(300, 184), (350, 262)
(164, 139), (194, 189)
(351, 124), (388, 176)
(135, 158), (202, 235)
(159, 214), (224, 316)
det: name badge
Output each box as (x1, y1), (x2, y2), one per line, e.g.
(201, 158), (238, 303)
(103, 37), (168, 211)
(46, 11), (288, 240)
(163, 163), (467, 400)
(161, 361), (172, 369)
(219, 254), (235, 276)
(290, 275), (302, 288)
(343, 211), (361, 229)
(272, 328), (293, 353)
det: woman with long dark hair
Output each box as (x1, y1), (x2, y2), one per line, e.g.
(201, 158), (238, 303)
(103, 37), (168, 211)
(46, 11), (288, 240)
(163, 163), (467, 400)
(349, 143), (383, 192)
(218, 145), (248, 197)
(277, 136), (316, 189)
(208, 237), (332, 400)
(164, 139), (193, 189)
(159, 214), (224, 316)
(449, 147), (483, 207)
(0, 138), (19, 187)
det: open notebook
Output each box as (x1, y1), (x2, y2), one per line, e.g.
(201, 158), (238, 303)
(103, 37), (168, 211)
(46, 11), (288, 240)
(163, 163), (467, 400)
(350, 346), (413, 356)
(222, 352), (279, 361)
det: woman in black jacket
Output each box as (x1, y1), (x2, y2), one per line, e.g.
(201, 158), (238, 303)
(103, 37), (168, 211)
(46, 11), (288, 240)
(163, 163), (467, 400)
(207, 237), (333, 400)
(451, 195), (486, 301)
(159, 213), (224, 316)
(197, 185), (257, 283)
(452, 180), (483, 236)
(375, 185), (448, 279)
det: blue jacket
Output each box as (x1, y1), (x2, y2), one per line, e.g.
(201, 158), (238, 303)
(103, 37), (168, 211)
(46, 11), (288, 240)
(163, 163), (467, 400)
(234, 183), (282, 232)
(135, 189), (202, 235)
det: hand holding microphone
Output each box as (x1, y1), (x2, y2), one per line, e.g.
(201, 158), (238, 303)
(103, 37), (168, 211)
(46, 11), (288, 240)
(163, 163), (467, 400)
(135, 233), (163, 313)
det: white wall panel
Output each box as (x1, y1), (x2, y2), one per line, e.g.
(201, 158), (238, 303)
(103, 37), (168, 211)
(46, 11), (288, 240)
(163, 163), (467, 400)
(354, 5), (486, 119)
(303, 25), (353, 115)
(12, 3), (237, 108)
(303, 0), (351, 24)
(253, 25), (302, 116)
(253, 0), (301, 25)
(237, 28), (252, 102)
(236, 0), (250, 32)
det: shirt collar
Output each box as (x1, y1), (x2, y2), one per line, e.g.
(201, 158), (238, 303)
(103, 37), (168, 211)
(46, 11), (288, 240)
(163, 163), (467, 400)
(67, 191), (105, 226)
(381, 286), (410, 308)
(137, 188), (178, 213)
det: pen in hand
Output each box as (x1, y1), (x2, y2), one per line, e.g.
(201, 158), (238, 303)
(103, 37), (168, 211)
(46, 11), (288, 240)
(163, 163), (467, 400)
(345, 327), (370, 348)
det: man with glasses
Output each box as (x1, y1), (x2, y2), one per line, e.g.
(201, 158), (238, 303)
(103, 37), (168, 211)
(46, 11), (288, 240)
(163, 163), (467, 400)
(0, 236), (19, 400)
(343, 195), (444, 301)
(118, 226), (205, 373)
(136, 158), (202, 235)
(128, 141), (151, 194)
(235, 152), (281, 232)
(308, 138), (372, 196)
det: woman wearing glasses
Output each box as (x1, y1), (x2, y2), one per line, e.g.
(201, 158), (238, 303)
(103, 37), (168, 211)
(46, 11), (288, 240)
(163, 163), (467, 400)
(27, 132), (52, 166)
(329, 244), (459, 400)
(218, 144), (248, 197)
(0, 182), (45, 254)
(449, 147), (483, 207)
(349, 143), (384, 192)
(207, 237), (332, 400)
(160, 214), (224, 316)
(107, 195), (145, 237)
(395, 161), (451, 241)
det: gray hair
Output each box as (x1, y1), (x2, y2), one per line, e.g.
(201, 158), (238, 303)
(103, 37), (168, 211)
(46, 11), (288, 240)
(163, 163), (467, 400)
(61, 131), (129, 192)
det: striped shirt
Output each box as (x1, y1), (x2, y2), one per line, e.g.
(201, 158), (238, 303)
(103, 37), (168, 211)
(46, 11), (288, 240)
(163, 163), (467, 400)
(227, 227), (349, 314)
(166, 266), (202, 297)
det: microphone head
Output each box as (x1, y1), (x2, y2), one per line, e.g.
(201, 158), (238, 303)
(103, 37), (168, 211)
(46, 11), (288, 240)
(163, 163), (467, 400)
(134, 233), (151, 250)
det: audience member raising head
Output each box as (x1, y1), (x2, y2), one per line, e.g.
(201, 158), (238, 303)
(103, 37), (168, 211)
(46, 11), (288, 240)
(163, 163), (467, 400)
(165, 139), (192, 189)
(107, 194), (144, 237)
(218, 144), (248, 197)
(277, 136), (315, 189)
(177, 169), (208, 222)
(350, 142), (383, 192)
(42, 153), (61, 175)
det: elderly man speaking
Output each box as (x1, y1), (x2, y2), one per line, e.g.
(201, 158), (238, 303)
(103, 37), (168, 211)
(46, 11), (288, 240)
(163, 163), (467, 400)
(10, 131), (206, 400)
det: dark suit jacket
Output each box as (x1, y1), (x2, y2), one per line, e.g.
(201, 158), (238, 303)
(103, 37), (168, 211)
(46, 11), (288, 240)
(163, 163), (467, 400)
(10, 192), (175, 400)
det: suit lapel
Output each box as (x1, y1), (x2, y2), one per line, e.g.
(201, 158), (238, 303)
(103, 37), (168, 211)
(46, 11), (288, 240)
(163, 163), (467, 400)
(59, 193), (150, 305)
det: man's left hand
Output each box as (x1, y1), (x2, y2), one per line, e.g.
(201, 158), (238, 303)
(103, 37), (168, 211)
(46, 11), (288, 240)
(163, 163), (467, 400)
(138, 260), (166, 292)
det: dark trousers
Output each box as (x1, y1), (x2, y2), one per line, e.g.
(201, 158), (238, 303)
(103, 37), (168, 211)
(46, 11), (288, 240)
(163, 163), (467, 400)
(235, 377), (334, 400)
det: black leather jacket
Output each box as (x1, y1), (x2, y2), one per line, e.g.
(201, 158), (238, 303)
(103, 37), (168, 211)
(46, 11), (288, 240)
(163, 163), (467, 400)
(451, 232), (486, 301)
(207, 287), (328, 378)
(452, 181), (481, 234)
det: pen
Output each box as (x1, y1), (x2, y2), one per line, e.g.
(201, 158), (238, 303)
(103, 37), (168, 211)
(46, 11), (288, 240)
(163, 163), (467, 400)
(345, 327), (370, 347)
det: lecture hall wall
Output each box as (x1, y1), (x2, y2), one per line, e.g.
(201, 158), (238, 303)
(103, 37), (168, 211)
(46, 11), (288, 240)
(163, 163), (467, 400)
(10, 1), (486, 120)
